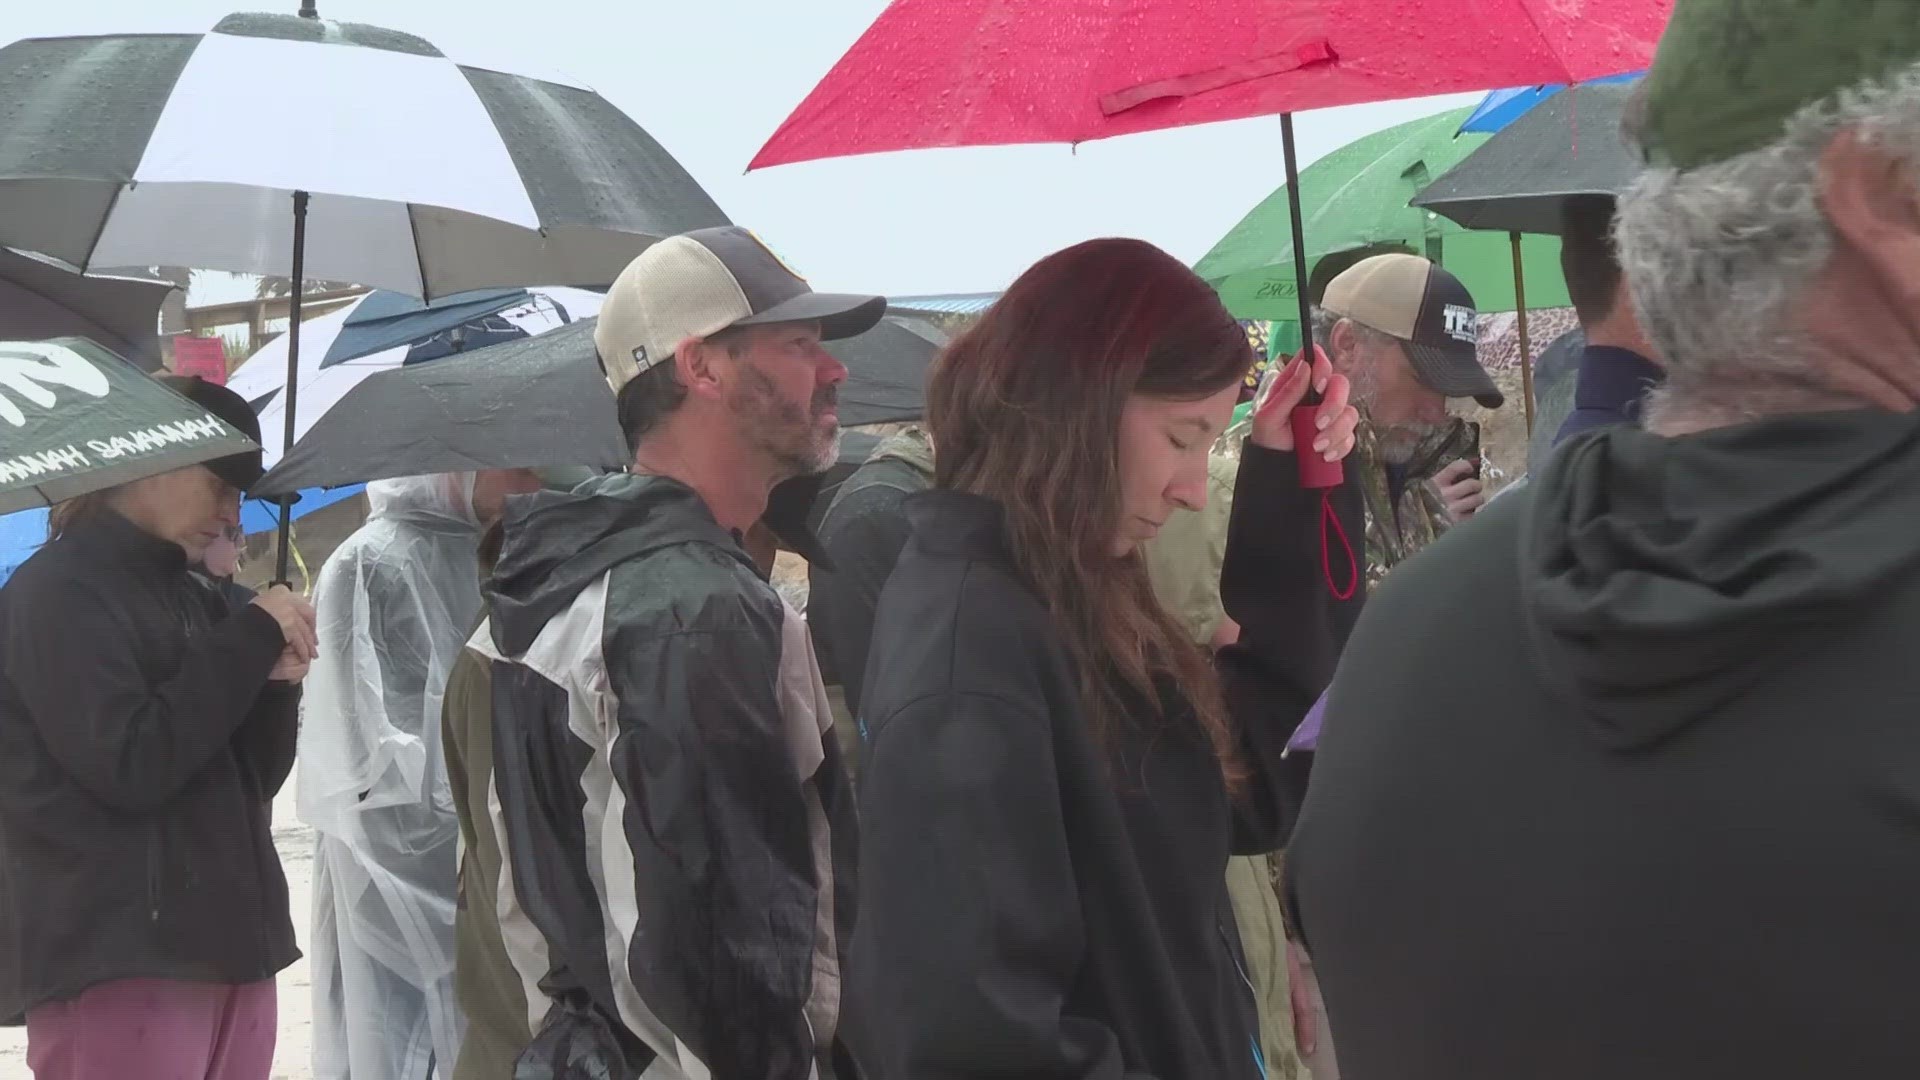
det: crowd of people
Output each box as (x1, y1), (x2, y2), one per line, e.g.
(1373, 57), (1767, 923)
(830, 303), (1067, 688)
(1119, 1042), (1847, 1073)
(8, 1), (1920, 1078)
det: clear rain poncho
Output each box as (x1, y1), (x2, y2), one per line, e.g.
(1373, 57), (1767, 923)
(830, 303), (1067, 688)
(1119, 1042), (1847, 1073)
(298, 474), (485, 1080)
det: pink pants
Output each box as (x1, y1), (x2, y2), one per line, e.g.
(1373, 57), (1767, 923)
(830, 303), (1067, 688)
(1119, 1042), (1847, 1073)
(26, 977), (276, 1080)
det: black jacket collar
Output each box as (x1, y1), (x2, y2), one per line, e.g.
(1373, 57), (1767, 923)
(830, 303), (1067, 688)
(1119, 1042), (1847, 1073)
(66, 511), (189, 572)
(904, 489), (1013, 562)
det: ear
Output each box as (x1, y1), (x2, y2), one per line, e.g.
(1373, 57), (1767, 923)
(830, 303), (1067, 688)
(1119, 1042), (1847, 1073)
(1327, 319), (1358, 369)
(674, 334), (725, 400)
(1820, 129), (1920, 296)
(1807, 129), (1920, 410)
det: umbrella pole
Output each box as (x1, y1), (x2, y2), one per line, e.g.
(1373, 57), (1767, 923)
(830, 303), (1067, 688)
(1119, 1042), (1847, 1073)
(1510, 231), (1534, 436)
(273, 189), (310, 585)
(1280, 113), (1317, 385)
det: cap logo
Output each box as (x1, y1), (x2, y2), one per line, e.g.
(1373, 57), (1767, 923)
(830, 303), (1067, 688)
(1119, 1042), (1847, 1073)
(1442, 304), (1477, 344)
(745, 229), (807, 284)
(632, 345), (648, 367)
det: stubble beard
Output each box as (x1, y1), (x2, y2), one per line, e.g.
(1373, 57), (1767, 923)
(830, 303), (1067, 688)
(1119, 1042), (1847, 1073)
(730, 366), (840, 480)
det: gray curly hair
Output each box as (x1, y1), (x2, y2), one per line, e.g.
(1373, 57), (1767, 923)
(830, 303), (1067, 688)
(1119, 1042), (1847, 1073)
(1615, 60), (1920, 424)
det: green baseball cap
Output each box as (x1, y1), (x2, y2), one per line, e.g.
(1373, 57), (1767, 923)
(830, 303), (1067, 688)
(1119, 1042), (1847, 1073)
(1640, 0), (1920, 170)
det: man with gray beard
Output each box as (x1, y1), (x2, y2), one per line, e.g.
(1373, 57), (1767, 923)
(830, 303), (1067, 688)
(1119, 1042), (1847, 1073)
(1312, 254), (1503, 590)
(475, 227), (880, 1079)
(1286, 2), (1920, 1077)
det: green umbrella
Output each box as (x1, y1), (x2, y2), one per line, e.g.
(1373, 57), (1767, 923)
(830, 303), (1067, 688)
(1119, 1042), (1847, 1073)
(0, 337), (259, 514)
(1195, 107), (1570, 325)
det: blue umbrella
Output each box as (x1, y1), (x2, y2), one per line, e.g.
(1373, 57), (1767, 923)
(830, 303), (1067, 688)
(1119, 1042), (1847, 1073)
(1459, 71), (1642, 134)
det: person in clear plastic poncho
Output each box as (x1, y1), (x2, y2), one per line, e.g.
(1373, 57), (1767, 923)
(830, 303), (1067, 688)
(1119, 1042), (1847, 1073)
(299, 470), (539, 1080)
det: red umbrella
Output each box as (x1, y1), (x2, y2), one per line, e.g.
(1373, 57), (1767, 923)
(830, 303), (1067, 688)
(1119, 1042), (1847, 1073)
(751, 0), (1670, 167)
(751, 0), (1671, 428)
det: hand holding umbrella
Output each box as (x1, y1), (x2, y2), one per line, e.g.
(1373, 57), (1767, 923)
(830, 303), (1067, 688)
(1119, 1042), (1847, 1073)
(1248, 345), (1357, 468)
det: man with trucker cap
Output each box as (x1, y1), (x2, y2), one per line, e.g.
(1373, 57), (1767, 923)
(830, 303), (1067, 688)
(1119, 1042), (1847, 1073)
(1315, 253), (1504, 590)
(473, 226), (879, 1079)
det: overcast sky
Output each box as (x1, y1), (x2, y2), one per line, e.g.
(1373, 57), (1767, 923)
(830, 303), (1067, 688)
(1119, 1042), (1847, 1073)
(11, 1), (1478, 299)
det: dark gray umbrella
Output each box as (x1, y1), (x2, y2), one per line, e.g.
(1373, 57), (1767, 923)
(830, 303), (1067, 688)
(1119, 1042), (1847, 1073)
(0, 337), (258, 513)
(253, 313), (945, 496)
(1411, 80), (1644, 236)
(0, 250), (174, 369)
(251, 318), (624, 496)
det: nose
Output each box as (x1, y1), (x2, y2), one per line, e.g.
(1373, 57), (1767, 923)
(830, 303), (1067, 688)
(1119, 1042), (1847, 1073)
(1168, 461), (1210, 514)
(815, 348), (848, 386)
(216, 492), (242, 527)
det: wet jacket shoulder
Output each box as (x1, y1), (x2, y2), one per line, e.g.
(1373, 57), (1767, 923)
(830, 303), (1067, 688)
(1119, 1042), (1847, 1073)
(482, 473), (856, 1080)
(0, 514), (299, 1020)
(809, 427), (934, 709)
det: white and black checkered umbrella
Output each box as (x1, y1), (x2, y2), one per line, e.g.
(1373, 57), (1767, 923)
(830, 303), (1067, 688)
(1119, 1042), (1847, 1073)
(0, 7), (728, 576)
(0, 10), (729, 298)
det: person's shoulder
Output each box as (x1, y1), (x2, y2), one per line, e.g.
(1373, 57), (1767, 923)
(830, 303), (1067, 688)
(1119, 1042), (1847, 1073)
(603, 537), (784, 639)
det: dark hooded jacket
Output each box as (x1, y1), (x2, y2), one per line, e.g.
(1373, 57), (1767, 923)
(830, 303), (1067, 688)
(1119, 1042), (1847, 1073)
(1288, 409), (1920, 1079)
(477, 473), (857, 1080)
(0, 513), (300, 1022)
(845, 445), (1344, 1080)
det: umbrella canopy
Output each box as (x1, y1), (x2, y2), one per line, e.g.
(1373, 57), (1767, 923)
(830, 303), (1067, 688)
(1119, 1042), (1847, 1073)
(253, 312), (948, 496)
(229, 286), (605, 467)
(826, 314), (948, 426)
(1413, 80), (1646, 237)
(0, 249), (174, 368)
(1195, 107), (1570, 321)
(0, 337), (258, 514)
(1457, 71), (1643, 134)
(751, 0), (1671, 168)
(252, 318), (623, 496)
(0, 12), (729, 298)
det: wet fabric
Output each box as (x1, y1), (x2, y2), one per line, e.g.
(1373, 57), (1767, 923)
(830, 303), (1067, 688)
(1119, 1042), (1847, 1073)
(1290, 409), (1920, 1078)
(1553, 344), (1662, 446)
(479, 472), (858, 1080)
(300, 474), (485, 1080)
(846, 445), (1345, 1080)
(445, 638), (536, 1080)
(0, 512), (299, 1024)
(1141, 453), (1239, 645)
(26, 977), (277, 1080)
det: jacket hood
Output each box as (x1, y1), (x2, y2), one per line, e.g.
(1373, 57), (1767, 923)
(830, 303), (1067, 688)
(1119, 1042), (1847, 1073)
(366, 473), (481, 531)
(1521, 408), (1920, 750)
(485, 472), (746, 656)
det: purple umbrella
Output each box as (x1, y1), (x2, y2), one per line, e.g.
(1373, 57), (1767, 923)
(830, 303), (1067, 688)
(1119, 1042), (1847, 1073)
(1289, 690), (1329, 753)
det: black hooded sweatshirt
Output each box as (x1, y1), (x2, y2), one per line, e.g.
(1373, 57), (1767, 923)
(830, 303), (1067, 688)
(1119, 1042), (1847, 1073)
(846, 445), (1343, 1080)
(1288, 409), (1920, 1079)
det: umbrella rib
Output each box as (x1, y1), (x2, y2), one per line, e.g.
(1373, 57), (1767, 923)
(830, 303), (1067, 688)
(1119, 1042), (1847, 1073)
(76, 182), (132, 276)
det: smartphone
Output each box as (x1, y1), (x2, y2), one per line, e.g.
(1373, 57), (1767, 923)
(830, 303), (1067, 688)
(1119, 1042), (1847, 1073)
(1463, 421), (1483, 479)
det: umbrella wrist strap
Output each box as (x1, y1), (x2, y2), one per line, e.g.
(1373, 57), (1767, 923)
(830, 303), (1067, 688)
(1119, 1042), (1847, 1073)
(1320, 489), (1357, 601)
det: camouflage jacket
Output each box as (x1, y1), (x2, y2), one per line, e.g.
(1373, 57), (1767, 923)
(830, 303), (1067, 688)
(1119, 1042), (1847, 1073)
(1352, 416), (1475, 590)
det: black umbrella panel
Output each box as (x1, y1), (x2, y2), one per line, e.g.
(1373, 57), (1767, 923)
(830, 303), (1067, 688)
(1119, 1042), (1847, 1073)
(0, 250), (175, 370)
(1411, 79), (1644, 237)
(253, 313), (947, 496)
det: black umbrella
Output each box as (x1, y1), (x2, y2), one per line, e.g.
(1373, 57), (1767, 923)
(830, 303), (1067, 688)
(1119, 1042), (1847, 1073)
(0, 337), (258, 513)
(253, 314), (946, 496)
(251, 319), (624, 496)
(828, 314), (947, 426)
(0, 7), (731, 578)
(1411, 80), (1644, 236)
(0, 250), (175, 370)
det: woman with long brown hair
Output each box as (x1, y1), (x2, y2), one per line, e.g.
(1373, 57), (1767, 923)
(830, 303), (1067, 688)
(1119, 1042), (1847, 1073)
(844, 238), (1359, 1079)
